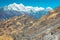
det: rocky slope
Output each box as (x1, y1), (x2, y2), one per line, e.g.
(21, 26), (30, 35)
(0, 7), (60, 40)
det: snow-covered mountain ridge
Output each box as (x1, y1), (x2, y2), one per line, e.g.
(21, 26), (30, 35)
(4, 3), (53, 12)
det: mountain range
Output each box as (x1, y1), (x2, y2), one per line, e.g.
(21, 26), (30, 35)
(0, 3), (53, 20)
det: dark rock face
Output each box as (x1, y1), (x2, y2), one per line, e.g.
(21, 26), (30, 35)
(0, 7), (60, 40)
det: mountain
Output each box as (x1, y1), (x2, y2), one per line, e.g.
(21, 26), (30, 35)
(0, 7), (60, 40)
(0, 3), (53, 20)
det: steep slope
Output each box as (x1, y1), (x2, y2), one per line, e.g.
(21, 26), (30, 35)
(0, 14), (37, 40)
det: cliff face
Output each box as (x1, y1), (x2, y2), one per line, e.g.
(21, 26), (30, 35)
(0, 7), (60, 40)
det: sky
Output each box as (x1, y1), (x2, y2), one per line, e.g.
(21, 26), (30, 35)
(0, 0), (60, 8)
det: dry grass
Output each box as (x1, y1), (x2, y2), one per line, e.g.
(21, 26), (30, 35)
(0, 34), (13, 40)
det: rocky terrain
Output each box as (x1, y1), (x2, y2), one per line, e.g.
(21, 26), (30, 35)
(0, 7), (60, 40)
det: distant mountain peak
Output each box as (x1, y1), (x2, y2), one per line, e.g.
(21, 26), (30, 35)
(4, 3), (25, 11)
(46, 7), (53, 11)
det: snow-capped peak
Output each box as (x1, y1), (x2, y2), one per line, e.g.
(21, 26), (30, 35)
(4, 3), (25, 11)
(4, 3), (53, 12)
(34, 7), (45, 11)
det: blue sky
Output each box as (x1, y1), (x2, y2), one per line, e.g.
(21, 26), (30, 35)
(0, 0), (60, 8)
